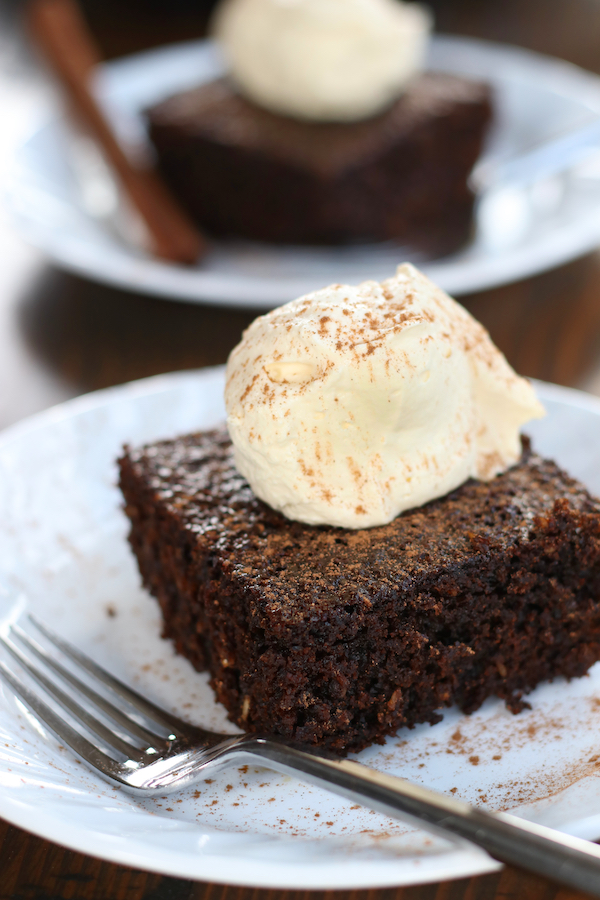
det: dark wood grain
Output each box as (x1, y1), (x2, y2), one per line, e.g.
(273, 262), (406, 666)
(0, 816), (592, 900)
(3, 0), (600, 898)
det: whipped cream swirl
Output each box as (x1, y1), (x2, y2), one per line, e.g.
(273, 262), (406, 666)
(225, 264), (545, 529)
(212, 0), (431, 122)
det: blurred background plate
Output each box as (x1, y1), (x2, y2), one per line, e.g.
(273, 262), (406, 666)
(6, 35), (600, 309)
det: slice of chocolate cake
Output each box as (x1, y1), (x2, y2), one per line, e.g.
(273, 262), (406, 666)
(119, 431), (600, 754)
(145, 73), (492, 255)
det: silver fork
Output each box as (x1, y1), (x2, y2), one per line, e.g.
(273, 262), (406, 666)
(2, 618), (600, 897)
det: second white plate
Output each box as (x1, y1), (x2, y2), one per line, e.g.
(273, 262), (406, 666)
(6, 36), (600, 308)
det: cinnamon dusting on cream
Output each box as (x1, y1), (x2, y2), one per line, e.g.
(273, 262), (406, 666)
(225, 263), (545, 528)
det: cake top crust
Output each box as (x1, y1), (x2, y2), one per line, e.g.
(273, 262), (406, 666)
(146, 72), (492, 175)
(122, 429), (599, 621)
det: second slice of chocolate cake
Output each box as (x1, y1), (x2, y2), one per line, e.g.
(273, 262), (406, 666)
(119, 430), (600, 754)
(146, 73), (492, 255)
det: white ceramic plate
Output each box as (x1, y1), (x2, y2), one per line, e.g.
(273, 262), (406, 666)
(6, 36), (600, 309)
(2, 371), (600, 889)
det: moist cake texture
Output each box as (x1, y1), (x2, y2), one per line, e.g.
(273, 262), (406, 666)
(146, 73), (492, 255)
(119, 430), (600, 754)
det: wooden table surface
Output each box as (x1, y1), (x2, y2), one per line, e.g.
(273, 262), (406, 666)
(1, 0), (600, 897)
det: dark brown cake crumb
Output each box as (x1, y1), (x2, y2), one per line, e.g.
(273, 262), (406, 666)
(145, 73), (492, 255)
(119, 432), (600, 754)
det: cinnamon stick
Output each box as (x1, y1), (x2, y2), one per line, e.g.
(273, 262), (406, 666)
(27, 0), (206, 264)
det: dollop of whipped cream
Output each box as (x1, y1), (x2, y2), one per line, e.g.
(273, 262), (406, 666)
(225, 264), (545, 529)
(212, 0), (431, 122)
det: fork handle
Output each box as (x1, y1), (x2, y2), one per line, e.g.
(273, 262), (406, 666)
(231, 736), (600, 897)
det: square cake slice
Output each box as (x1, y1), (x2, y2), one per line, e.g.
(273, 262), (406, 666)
(119, 431), (600, 754)
(145, 73), (492, 255)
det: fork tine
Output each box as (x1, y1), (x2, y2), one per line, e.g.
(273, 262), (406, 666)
(0, 632), (148, 762)
(29, 615), (186, 735)
(0, 658), (129, 783)
(11, 624), (162, 747)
